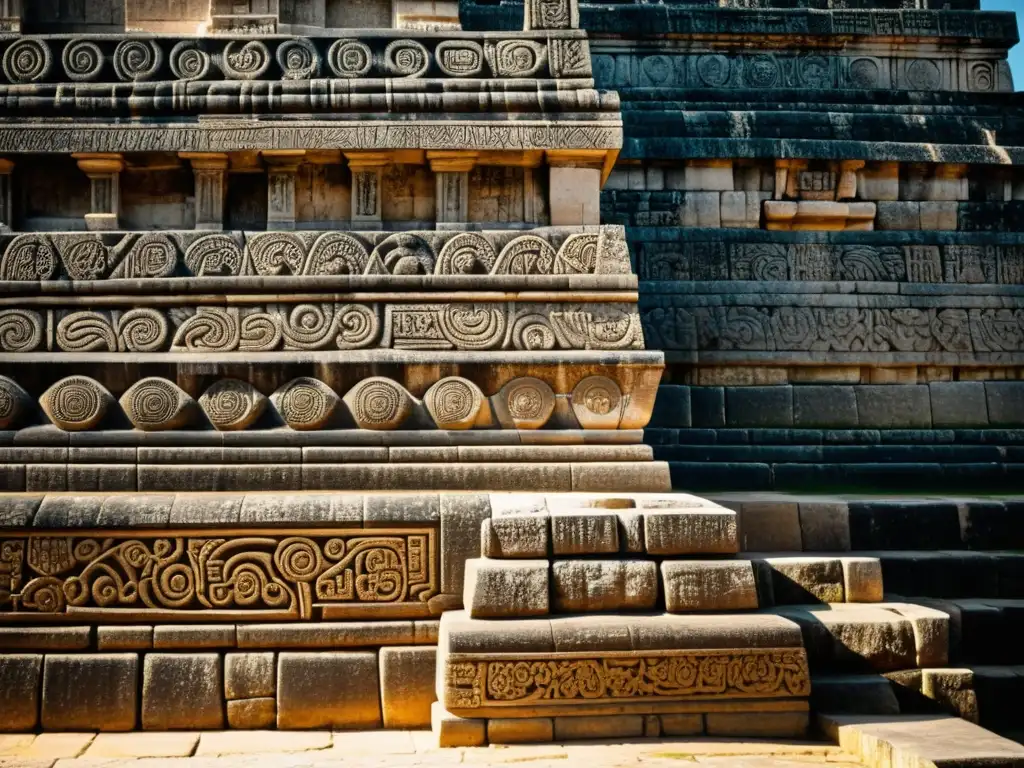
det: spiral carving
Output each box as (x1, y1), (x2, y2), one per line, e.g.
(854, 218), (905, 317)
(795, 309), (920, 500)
(221, 40), (271, 80)
(120, 377), (194, 431)
(172, 308), (241, 352)
(512, 313), (556, 351)
(282, 303), (337, 350)
(424, 377), (483, 430)
(306, 233), (368, 276)
(327, 39), (372, 78)
(277, 38), (320, 80)
(384, 39), (430, 78)
(0, 235), (57, 281)
(344, 377), (413, 430)
(3, 38), (52, 84)
(40, 376), (111, 431)
(57, 312), (117, 352)
(170, 40), (211, 81)
(274, 538), (323, 582)
(239, 313), (283, 352)
(0, 376), (28, 430)
(200, 379), (266, 431)
(113, 40), (163, 82)
(117, 308), (169, 353)
(273, 377), (339, 431)
(335, 304), (380, 350)
(249, 233), (306, 276)
(500, 377), (555, 429)
(0, 310), (44, 352)
(62, 40), (104, 82)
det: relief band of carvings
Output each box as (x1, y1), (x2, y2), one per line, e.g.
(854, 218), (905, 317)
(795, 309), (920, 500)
(637, 242), (1024, 285)
(0, 303), (643, 354)
(0, 529), (437, 621)
(641, 305), (1024, 355)
(0, 34), (591, 87)
(0, 373), (645, 432)
(0, 231), (616, 282)
(445, 649), (811, 710)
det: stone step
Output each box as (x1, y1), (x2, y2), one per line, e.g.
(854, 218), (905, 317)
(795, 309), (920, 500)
(461, 554), (883, 618)
(437, 609), (810, 716)
(810, 675), (900, 717)
(897, 597), (1024, 666)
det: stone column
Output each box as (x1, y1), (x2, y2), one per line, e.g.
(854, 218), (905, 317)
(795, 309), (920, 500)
(0, 158), (12, 232)
(546, 150), (605, 226)
(428, 151), (478, 230)
(345, 152), (391, 230)
(263, 150), (305, 231)
(181, 153), (229, 232)
(73, 153), (124, 232)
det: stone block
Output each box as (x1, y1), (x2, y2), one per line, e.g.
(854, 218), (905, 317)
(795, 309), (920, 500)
(849, 502), (962, 550)
(811, 675), (900, 715)
(778, 606), (916, 673)
(885, 603), (949, 668)
(922, 668), (978, 723)
(794, 386), (858, 429)
(237, 622), (415, 649)
(225, 652), (275, 700)
(550, 615), (633, 653)
(691, 387), (725, 428)
(431, 701), (485, 748)
(720, 191), (748, 228)
(855, 386), (932, 429)
(97, 626), (153, 651)
(0, 626), (90, 651)
(986, 382), (1024, 427)
(740, 502), (802, 551)
(760, 556), (844, 604)
(650, 385), (691, 428)
(550, 167), (600, 225)
(277, 651), (381, 730)
(380, 646), (436, 729)
(153, 625), (236, 649)
(441, 494), (490, 595)
(920, 201), (958, 230)
(662, 560), (758, 612)
(842, 558), (884, 603)
(463, 558), (549, 618)
(726, 387), (793, 428)
(684, 161), (734, 191)
(798, 502), (851, 552)
(876, 201), (921, 230)
(227, 698), (276, 730)
(550, 511), (619, 555)
(659, 713), (704, 736)
(554, 715), (644, 741)
(680, 191), (721, 227)
(929, 382), (988, 428)
(438, 611), (554, 657)
(482, 514), (549, 558)
(643, 509), (738, 554)
(0, 654), (40, 731)
(42, 653), (138, 731)
(704, 712), (809, 739)
(142, 654), (223, 730)
(551, 560), (657, 613)
(487, 717), (554, 744)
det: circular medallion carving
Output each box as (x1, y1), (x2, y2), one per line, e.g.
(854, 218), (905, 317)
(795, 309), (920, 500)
(170, 40), (211, 81)
(849, 58), (880, 89)
(906, 59), (941, 91)
(424, 377), (484, 430)
(200, 379), (267, 431)
(500, 377), (555, 430)
(272, 377), (339, 431)
(62, 40), (104, 82)
(276, 38), (320, 80)
(696, 54), (730, 87)
(113, 40), (163, 82)
(3, 38), (52, 84)
(41, 376), (111, 431)
(220, 40), (271, 80)
(745, 54), (779, 88)
(344, 377), (413, 431)
(384, 39), (430, 78)
(0, 376), (28, 430)
(327, 39), (373, 78)
(436, 40), (483, 77)
(120, 377), (194, 431)
(571, 375), (622, 429)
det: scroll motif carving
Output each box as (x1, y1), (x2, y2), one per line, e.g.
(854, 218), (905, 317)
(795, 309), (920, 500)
(344, 377), (414, 431)
(170, 40), (212, 81)
(62, 40), (104, 82)
(446, 649), (811, 710)
(0, 310), (44, 352)
(424, 377), (484, 430)
(1, 235), (58, 281)
(327, 39), (372, 78)
(436, 41), (484, 78)
(277, 38), (320, 80)
(0, 529), (438, 620)
(384, 39), (430, 78)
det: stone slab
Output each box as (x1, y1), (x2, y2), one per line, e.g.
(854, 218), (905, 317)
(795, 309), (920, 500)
(195, 730), (332, 755)
(487, 717), (554, 745)
(642, 509), (738, 555)
(82, 732), (200, 758)
(225, 652), (275, 701)
(226, 699), (276, 730)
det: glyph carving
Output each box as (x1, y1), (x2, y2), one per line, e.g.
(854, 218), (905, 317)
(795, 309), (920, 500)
(271, 377), (340, 430)
(498, 377), (555, 429)
(446, 649), (811, 710)
(40, 376), (113, 431)
(116, 234), (177, 279)
(571, 375), (622, 429)
(494, 235), (557, 275)
(556, 234), (599, 274)
(437, 41), (484, 77)
(384, 39), (430, 78)
(1, 235), (57, 281)
(327, 39), (372, 78)
(277, 38), (320, 80)
(488, 40), (547, 78)
(120, 377), (196, 431)
(200, 378), (267, 431)
(0, 529), (437, 620)
(220, 40), (271, 80)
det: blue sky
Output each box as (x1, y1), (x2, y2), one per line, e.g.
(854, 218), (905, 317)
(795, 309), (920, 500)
(983, 0), (1023, 89)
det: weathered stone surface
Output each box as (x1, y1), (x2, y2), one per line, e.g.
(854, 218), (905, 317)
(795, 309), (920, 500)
(277, 651), (381, 730)
(142, 653), (223, 731)
(463, 558), (549, 618)
(196, 730), (331, 755)
(97, 626), (153, 651)
(0, 654), (41, 732)
(432, 702), (485, 748)
(481, 514), (549, 559)
(643, 509), (738, 554)
(930, 382), (989, 428)
(440, 494), (490, 595)
(842, 557), (884, 603)
(659, 713), (704, 736)
(42, 653), (138, 731)
(740, 502), (802, 552)
(82, 732), (200, 758)
(379, 646), (436, 729)
(554, 715), (644, 741)
(549, 511), (620, 555)
(226, 698), (276, 730)
(662, 560), (758, 612)
(552, 559), (657, 613)
(705, 712), (809, 739)
(153, 625), (236, 649)
(225, 652), (275, 700)
(758, 557), (844, 605)
(776, 606), (916, 673)
(798, 502), (851, 552)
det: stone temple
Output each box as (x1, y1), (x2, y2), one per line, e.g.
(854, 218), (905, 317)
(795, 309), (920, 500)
(0, 0), (1023, 762)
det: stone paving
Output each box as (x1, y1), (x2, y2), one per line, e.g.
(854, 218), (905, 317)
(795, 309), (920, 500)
(0, 731), (865, 768)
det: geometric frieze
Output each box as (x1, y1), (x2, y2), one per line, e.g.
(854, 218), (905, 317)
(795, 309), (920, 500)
(0, 528), (438, 620)
(0, 302), (644, 353)
(0, 374), (637, 431)
(0, 34), (591, 87)
(0, 230), (619, 281)
(592, 51), (1007, 94)
(444, 649), (812, 711)
(641, 304), (1024, 356)
(637, 241), (1024, 285)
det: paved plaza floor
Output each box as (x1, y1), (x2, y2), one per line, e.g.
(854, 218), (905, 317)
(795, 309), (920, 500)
(0, 731), (864, 768)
